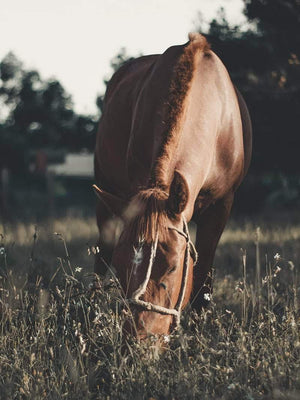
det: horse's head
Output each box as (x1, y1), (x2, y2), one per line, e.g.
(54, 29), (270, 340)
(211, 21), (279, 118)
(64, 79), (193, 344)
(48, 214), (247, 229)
(109, 172), (197, 339)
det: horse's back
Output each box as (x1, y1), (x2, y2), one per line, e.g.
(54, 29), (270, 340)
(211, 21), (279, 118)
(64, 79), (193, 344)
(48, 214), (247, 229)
(95, 55), (158, 196)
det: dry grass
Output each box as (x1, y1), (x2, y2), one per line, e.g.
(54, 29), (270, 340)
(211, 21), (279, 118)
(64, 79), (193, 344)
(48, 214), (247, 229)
(0, 215), (299, 399)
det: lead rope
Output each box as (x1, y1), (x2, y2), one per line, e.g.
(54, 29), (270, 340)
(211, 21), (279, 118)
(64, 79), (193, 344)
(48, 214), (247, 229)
(173, 218), (192, 326)
(130, 230), (181, 319)
(131, 232), (159, 303)
(129, 216), (198, 328)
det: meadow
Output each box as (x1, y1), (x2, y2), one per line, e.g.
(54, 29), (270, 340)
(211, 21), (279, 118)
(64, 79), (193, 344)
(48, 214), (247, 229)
(0, 212), (299, 399)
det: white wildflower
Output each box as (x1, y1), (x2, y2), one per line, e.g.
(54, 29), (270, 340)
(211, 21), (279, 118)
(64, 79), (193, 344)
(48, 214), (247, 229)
(273, 266), (281, 277)
(204, 293), (211, 302)
(274, 253), (281, 261)
(162, 335), (170, 343)
(288, 261), (295, 270)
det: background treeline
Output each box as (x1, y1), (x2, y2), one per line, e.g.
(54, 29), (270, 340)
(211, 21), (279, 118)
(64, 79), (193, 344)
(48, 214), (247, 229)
(203, 0), (300, 212)
(0, 0), (299, 219)
(0, 53), (97, 171)
(0, 54), (99, 220)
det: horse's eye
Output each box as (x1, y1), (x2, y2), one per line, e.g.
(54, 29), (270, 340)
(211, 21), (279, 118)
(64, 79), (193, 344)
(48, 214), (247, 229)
(168, 266), (176, 274)
(159, 282), (167, 290)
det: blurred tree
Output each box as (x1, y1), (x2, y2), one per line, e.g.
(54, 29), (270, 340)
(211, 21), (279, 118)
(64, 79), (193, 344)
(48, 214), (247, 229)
(245, 0), (300, 59)
(195, 1), (300, 178)
(0, 52), (23, 109)
(0, 53), (97, 173)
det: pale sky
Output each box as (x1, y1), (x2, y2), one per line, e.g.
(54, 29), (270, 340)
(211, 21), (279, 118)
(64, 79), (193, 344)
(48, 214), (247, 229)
(0, 0), (245, 115)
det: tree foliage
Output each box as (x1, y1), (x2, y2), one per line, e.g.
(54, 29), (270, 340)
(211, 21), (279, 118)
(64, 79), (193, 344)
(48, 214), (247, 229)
(199, 0), (300, 178)
(0, 53), (96, 171)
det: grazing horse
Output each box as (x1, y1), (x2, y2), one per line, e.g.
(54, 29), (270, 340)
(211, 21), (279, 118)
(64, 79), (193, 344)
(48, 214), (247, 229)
(93, 33), (252, 338)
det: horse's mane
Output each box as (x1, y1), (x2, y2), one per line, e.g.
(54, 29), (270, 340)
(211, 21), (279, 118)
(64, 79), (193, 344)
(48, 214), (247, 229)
(124, 188), (169, 243)
(151, 33), (210, 190)
(124, 34), (211, 244)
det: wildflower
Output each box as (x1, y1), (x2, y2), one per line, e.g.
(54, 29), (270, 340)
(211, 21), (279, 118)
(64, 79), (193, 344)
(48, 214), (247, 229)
(75, 266), (83, 273)
(91, 246), (100, 254)
(273, 266), (281, 277)
(75, 330), (87, 354)
(204, 293), (211, 302)
(288, 261), (295, 270)
(274, 253), (281, 261)
(93, 312), (102, 324)
(0, 246), (5, 255)
(162, 334), (170, 343)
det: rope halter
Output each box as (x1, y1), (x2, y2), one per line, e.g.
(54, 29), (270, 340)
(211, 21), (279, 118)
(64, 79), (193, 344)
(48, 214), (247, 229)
(129, 216), (198, 328)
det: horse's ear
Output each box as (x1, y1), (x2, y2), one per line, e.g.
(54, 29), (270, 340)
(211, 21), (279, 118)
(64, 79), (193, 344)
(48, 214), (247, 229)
(167, 171), (189, 215)
(93, 184), (126, 217)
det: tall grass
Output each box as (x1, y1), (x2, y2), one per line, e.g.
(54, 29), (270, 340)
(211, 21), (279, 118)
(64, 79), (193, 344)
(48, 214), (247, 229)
(0, 216), (299, 399)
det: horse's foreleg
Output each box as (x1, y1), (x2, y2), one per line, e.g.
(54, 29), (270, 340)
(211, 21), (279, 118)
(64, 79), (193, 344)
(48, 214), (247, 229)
(191, 192), (234, 310)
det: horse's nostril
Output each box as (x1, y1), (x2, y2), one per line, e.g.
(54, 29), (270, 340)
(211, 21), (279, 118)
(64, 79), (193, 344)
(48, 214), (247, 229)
(159, 282), (167, 290)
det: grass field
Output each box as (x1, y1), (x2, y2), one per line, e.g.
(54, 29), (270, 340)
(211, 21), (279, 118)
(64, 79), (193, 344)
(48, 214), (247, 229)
(0, 213), (299, 399)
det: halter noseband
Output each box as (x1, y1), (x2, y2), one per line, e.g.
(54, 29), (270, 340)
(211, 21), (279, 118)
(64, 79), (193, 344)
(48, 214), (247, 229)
(129, 217), (198, 328)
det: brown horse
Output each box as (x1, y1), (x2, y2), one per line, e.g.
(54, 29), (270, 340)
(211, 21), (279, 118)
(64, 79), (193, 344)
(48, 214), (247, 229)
(93, 33), (252, 338)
